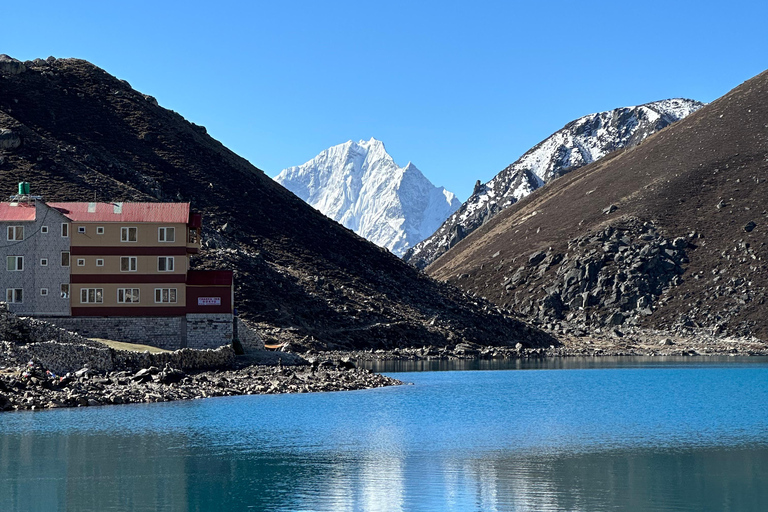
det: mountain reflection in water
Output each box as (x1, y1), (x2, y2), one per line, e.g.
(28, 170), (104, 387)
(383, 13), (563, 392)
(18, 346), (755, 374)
(2, 357), (767, 511)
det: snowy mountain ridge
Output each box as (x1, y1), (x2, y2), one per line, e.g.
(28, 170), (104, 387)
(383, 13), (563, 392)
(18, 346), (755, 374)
(403, 98), (704, 269)
(274, 138), (461, 256)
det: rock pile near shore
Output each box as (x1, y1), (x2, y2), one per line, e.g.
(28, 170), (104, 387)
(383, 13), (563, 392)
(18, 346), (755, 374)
(0, 359), (402, 412)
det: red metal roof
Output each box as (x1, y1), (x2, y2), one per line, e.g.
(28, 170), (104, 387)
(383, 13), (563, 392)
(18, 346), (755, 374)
(0, 202), (37, 221)
(47, 202), (190, 223)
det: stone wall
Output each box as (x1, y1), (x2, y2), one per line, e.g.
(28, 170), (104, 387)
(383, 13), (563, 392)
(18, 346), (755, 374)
(236, 318), (264, 352)
(33, 313), (235, 350)
(4, 340), (235, 374)
(42, 316), (185, 350)
(186, 313), (233, 349)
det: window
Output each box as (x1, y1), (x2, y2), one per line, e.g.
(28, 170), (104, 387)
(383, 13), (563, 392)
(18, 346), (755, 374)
(121, 227), (137, 242)
(155, 288), (177, 303)
(117, 288), (140, 303)
(6, 289), (22, 303)
(40, 258), (48, 267)
(77, 258), (85, 267)
(96, 227), (104, 235)
(158, 227), (175, 242)
(6, 256), (23, 271)
(96, 259), (104, 267)
(60, 284), (69, 299)
(7, 226), (23, 241)
(61, 223), (69, 237)
(120, 256), (137, 272)
(78, 226), (86, 234)
(158, 256), (174, 272)
(61, 251), (70, 267)
(80, 288), (103, 304)
(41, 226), (48, 234)
(40, 288), (48, 296)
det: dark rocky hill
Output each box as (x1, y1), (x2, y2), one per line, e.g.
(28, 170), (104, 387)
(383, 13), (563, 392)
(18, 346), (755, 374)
(427, 69), (768, 340)
(0, 55), (551, 350)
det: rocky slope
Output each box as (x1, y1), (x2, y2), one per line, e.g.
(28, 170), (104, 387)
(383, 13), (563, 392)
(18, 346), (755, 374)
(405, 99), (703, 269)
(427, 69), (768, 340)
(275, 138), (460, 256)
(0, 54), (551, 350)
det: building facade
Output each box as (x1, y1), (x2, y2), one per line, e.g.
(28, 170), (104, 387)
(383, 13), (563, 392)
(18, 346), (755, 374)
(0, 187), (233, 349)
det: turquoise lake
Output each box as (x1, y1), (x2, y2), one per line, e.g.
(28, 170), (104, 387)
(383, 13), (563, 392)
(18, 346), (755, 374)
(2, 357), (768, 511)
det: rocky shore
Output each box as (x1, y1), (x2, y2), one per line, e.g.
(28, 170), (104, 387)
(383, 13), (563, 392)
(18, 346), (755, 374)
(0, 359), (402, 412)
(312, 326), (768, 363)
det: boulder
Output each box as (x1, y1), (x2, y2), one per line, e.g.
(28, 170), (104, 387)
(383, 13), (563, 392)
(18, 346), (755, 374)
(0, 129), (21, 151)
(0, 55), (26, 75)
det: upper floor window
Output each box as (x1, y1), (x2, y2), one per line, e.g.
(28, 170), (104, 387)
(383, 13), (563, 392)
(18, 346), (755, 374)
(61, 223), (69, 237)
(61, 252), (70, 267)
(41, 226), (48, 234)
(6, 256), (23, 271)
(60, 284), (70, 299)
(7, 226), (23, 241)
(121, 227), (137, 242)
(120, 256), (138, 272)
(158, 227), (175, 242)
(96, 227), (104, 235)
(78, 226), (86, 234)
(158, 256), (174, 272)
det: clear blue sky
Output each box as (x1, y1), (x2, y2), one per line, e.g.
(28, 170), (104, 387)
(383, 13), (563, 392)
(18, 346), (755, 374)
(3, 0), (767, 200)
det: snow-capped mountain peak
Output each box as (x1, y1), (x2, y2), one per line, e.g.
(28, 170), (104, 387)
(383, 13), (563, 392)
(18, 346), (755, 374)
(403, 98), (704, 269)
(275, 138), (461, 256)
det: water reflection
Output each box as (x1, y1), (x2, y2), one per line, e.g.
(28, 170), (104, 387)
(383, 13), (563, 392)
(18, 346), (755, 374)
(2, 360), (768, 511)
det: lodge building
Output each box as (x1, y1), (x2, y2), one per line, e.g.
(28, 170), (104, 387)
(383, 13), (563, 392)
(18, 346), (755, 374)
(0, 184), (234, 349)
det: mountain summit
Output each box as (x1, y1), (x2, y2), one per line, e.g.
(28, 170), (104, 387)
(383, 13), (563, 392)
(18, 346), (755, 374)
(275, 138), (461, 256)
(404, 99), (703, 269)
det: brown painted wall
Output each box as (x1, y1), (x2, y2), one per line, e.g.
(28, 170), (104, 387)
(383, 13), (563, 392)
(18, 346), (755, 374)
(70, 222), (189, 248)
(71, 283), (187, 309)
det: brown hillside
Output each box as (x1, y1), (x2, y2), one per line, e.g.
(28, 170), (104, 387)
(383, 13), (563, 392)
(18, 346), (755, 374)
(429, 69), (768, 339)
(0, 55), (552, 350)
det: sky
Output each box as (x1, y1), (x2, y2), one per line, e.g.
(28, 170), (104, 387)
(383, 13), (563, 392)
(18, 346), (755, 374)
(3, 0), (767, 200)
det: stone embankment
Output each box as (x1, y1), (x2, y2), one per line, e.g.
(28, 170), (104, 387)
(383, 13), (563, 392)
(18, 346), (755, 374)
(0, 307), (402, 412)
(0, 359), (401, 412)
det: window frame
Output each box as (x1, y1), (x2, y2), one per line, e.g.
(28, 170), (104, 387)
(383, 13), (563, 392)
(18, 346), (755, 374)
(158, 256), (175, 272)
(76, 258), (86, 267)
(158, 227), (176, 243)
(96, 226), (105, 235)
(41, 226), (49, 234)
(154, 288), (178, 304)
(120, 256), (138, 272)
(7, 226), (23, 241)
(60, 284), (70, 299)
(120, 226), (138, 242)
(96, 258), (104, 267)
(80, 287), (104, 304)
(40, 258), (48, 267)
(117, 288), (140, 304)
(61, 251), (70, 267)
(6, 256), (23, 271)
(6, 288), (22, 303)
(40, 288), (48, 296)
(61, 223), (69, 238)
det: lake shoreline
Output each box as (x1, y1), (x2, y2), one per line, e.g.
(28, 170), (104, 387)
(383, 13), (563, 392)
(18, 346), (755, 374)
(312, 327), (768, 362)
(0, 360), (403, 413)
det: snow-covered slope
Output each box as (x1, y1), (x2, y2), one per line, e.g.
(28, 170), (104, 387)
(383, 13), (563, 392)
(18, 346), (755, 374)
(275, 138), (461, 256)
(403, 98), (704, 269)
